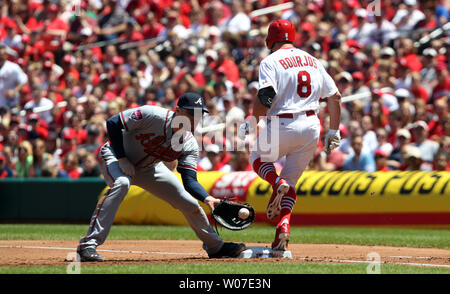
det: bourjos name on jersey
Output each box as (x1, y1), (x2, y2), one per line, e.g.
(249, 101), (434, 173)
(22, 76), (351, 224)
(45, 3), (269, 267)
(278, 55), (318, 70)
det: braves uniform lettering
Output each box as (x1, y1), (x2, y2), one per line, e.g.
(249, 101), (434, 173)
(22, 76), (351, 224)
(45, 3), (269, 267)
(131, 109), (143, 120)
(116, 105), (198, 169)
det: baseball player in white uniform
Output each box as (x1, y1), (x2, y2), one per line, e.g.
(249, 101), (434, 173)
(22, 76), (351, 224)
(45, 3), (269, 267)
(77, 92), (246, 261)
(239, 20), (342, 250)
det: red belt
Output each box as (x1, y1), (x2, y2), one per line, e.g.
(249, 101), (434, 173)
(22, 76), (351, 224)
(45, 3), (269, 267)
(277, 110), (316, 118)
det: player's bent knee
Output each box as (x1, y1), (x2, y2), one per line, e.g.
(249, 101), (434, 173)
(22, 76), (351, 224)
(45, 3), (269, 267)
(113, 176), (131, 193)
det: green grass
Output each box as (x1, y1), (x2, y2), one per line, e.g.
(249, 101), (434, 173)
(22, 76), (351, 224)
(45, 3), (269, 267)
(0, 263), (449, 274)
(1, 224), (449, 274)
(0, 224), (449, 249)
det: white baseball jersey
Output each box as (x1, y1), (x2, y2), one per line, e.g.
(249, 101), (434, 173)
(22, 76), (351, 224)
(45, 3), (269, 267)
(258, 46), (338, 116)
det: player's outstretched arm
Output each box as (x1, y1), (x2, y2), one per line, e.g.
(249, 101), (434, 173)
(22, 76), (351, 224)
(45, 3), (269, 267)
(178, 167), (219, 211)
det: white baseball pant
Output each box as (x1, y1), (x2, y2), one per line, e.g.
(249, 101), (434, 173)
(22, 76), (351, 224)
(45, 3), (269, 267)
(250, 112), (321, 187)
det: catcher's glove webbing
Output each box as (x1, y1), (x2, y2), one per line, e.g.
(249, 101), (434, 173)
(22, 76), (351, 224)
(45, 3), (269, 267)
(212, 200), (255, 231)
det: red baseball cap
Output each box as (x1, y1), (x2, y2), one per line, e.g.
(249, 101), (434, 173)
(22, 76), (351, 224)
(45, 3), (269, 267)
(49, 4), (59, 12)
(398, 57), (408, 67)
(5, 18), (18, 30)
(347, 0), (359, 8)
(352, 71), (364, 80)
(18, 123), (29, 131)
(375, 149), (388, 157)
(301, 22), (314, 32)
(17, 58), (27, 67)
(63, 54), (75, 64)
(21, 34), (31, 43)
(43, 51), (55, 60)
(28, 113), (40, 121)
(62, 128), (76, 140)
(112, 56), (124, 65)
(43, 60), (53, 69)
(346, 39), (361, 49)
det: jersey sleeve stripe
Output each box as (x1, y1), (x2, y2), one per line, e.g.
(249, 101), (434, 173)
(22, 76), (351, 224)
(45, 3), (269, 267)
(120, 112), (128, 131)
(163, 110), (170, 138)
(184, 132), (192, 143)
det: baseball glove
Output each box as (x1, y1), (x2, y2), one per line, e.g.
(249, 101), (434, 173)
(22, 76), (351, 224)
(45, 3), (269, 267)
(212, 200), (255, 231)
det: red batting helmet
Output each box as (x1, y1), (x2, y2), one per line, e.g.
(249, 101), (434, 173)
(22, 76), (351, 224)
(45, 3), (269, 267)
(265, 20), (296, 49)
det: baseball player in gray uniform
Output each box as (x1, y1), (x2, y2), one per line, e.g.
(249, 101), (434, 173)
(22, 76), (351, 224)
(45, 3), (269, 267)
(77, 92), (246, 261)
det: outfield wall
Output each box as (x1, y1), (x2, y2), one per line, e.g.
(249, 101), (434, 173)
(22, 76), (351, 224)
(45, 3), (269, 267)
(0, 171), (449, 226)
(0, 178), (104, 221)
(112, 171), (450, 226)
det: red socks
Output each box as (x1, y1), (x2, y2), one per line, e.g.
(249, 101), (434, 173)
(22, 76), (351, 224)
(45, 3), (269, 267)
(279, 187), (297, 226)
(252, 158), (278, 187)
(253, 157), (298, 225)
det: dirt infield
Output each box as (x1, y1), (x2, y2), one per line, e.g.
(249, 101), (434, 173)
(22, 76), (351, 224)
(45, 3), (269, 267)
(0, 240), (449, 268)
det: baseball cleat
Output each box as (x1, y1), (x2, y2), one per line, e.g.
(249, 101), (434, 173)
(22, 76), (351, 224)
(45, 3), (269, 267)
(77, 247), (104, 262)
(267, 178), (290, 220)
(208, 242), (246, 258)
(272, 219), (290, 251)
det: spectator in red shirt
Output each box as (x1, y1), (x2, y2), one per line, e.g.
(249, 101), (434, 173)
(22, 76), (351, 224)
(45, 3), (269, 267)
(230, 148), (252, 172)
(430, 63), (450, 104)
(14, 6), (42, 34)
(375, 149), (390, 171)
(141, 11), (164, 39)
(119, 18), (144, 42)
(397, 38), (422, 73)
(433, 151), (450, 171)
(387, 110), (403, 145)
(61, 54), (79, 81)
(175, 56), (206, 89)
(59, 151), (81, 179)
(41, 4), (69, 48)
(214, 47), (239, 84)
(410, 72), (429, 103)
(367, 100), (389, 129)
(27, 113), (48, 141)
(60, 127), (77, 160)
(204, 0), (230, 27)
(199, 144), (231, 172)
(428, 99), (448, 140)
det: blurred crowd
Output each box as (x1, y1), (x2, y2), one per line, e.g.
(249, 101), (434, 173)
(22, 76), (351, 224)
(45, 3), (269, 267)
(0, 0), (449, 180)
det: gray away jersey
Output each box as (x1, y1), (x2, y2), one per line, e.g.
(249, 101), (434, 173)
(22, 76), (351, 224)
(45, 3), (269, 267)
(117, 105), (198, 171)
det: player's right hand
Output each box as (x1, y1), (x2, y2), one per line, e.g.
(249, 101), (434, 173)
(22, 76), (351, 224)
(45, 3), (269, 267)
(324, 130), (341, 155)
(118, 157), (135, 177)
(204, 195), (221, 213)
(238, 121), (249, 140)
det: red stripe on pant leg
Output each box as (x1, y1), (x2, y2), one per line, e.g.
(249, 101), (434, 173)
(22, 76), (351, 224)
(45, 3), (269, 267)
(85, 189), (110, 238)
(100, 150), (114, 186)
